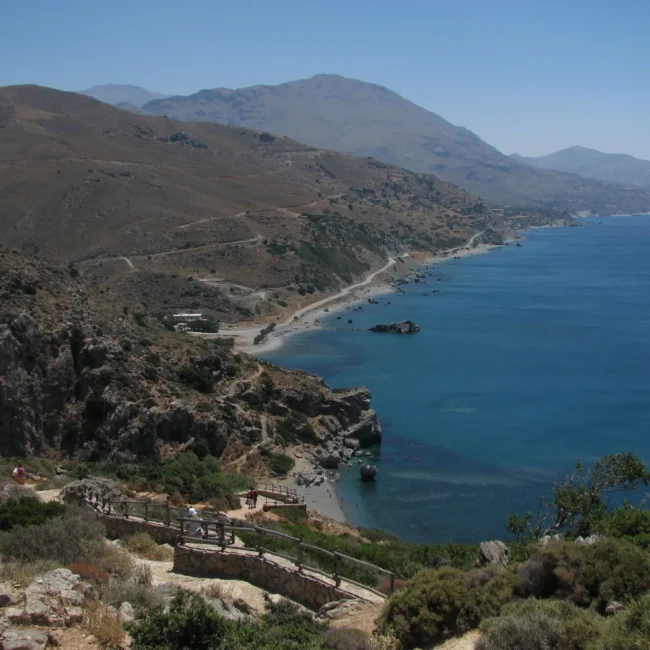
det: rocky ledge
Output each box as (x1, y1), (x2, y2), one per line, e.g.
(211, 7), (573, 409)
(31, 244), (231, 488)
(369, 320), (420, 334)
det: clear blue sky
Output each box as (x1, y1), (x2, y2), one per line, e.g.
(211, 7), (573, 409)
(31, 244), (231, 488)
(2, 0), (649, 158)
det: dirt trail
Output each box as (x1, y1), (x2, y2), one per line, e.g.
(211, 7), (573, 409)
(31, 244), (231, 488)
(433, 631), (481, 650)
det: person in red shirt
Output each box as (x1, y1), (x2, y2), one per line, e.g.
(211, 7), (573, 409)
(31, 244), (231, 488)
(12, 463), (25, 485)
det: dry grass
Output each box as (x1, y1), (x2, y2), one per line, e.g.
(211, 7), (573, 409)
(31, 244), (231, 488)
(83, 601), (126, 648)
(81, 540), (136, 580)
(0, 558), (60, 587)
(199, 582), (226, 600)
(126, 533), (174, 562)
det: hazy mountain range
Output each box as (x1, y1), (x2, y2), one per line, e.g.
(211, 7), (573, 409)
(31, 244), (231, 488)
(72, 78), (650, 213)
(512, 146), (650, 188)
(80, 84), (169, 107)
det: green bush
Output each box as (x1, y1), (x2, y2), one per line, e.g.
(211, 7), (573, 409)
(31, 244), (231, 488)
(0, 506), (105, 564)
(268, 453), (295, 476)
(129, 590), (326, 650)
(477, 599), (605, 650)
(0, 496), (65, 531)
(66, 453), (250, 504)
(129, 590), (228, 649)
(517, 539), (650, 611)
(597, 502), (650, 547)
(322, 627), (373, 649)
(177, 365), (214, 393)
(381, 566), (517, 647)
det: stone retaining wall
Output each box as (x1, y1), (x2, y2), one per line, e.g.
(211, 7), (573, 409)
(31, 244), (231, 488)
(262, 503), (307, 515)
(174, 545), (350, 608)
(100, 514), (180, 545)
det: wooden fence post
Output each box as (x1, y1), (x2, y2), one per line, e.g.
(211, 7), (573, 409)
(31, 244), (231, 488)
(390, 573), (396, 595)
(179, 519), (185, 545)
(333, 553), (342, 587)
(296, 541), (304, 571)
(218, 524), (226, 551)
(144, 502), (149, 522)
(165, 501), (171, 526)
(256, 527), (264, 557)
(124, 501), (129, 518)
(107, 500), (112, 516)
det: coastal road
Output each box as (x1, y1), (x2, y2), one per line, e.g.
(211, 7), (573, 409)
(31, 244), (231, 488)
(283, 254), (404, 325)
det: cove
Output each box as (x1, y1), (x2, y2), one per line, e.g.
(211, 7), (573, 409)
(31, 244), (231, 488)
(264, 216), (650, 543)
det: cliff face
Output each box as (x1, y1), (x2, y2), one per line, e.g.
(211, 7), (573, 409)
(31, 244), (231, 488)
(0, 246), (380, 466)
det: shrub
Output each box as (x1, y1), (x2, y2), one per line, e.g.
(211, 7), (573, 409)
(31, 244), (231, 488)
(517, 539), (650, 611)
(269, 453), (295, 476)
(0, 558), (60, 587)
(322, 627), (374, 649)
(597, 502), (650, 547)
(177, 365), (214, 393)
(381, 566), (517, 647)
(126, 533), (174, 561)
(477, 599), (605, 650)
(0, 506), (105, 564)
(84, 601), (126, 648)
(129, 589), (230, 650)
(100, 570), (163, 616)
(597, 592), (650, 649)
(0, 496), (65, 531)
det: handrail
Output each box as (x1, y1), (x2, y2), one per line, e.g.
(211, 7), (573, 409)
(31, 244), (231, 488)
(176, 518), (396, 595)
(97, 496), (395, 595)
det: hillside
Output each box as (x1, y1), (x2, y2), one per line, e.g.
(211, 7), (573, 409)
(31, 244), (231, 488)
(0, 244), (381, 473)
(80, 83), (169, 107)
(513, 146), (650, 189)
(142, 74), (650, 213)
(0, 84), (498, 321)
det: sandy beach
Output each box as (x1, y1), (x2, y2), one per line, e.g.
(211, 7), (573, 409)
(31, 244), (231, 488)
(208, 233), (506, 355)
(272, 455), (348, 523)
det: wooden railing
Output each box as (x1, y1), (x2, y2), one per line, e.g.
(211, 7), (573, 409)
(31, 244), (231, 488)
(92, 496), (395, 596)
(178, 518), (396, 597)
(255, 483), (305, 504)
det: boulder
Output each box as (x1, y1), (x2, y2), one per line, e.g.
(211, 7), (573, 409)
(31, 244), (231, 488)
(369, 320), (420, 334)
(319, 453), (342, 470)
(360, 465), (378, 482)
(605, 600), (625, 616)
(0, 584), (16, 607)
(59, 476), (125, 508)
(344, 410), (382, 447)
(475, 541), (510, 568)
(0, 629), (49, 650)
(119, 601), (135, 623)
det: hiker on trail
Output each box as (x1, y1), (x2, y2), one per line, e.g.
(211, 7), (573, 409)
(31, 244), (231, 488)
(252, 488), (258, 508)
(246, 488), (255, 510)
(187, 507), (202, 538)
(12, 463), (25, 485)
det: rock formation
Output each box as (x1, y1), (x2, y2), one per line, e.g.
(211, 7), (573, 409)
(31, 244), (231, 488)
(360, 465), (378, 481)
(475, 540), (510, 568)
(369, 320), (420, 334)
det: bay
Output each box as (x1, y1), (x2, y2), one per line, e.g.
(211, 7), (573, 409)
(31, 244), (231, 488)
(264, 216), (650, 543)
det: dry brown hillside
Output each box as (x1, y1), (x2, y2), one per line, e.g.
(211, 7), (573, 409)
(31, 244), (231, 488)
(0, 84), (498, 321)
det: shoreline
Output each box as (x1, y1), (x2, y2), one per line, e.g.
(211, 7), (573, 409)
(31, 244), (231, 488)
(214, 235), (508, 355)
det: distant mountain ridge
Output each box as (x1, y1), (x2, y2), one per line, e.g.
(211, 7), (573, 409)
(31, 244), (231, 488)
(80, 84), (169, 107)
(141, 74), (650, 213)
(512, 146), (650, 188)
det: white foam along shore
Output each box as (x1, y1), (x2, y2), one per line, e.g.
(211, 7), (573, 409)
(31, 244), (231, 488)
(201, 233), (506, 355)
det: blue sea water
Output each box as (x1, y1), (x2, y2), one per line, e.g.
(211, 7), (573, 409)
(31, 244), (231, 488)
(264, 216), (650, 543)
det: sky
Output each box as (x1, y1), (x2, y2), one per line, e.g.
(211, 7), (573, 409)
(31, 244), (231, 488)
(2, 0), (649, 159)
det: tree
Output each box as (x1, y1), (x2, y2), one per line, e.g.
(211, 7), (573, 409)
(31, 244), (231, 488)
(508, 453), (650, 542)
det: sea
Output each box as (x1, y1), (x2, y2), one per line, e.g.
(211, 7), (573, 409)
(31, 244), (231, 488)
(263, 215), (650, 544)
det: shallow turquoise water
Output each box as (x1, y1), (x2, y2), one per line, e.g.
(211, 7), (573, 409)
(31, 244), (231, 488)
(264, 216), (650, 543)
